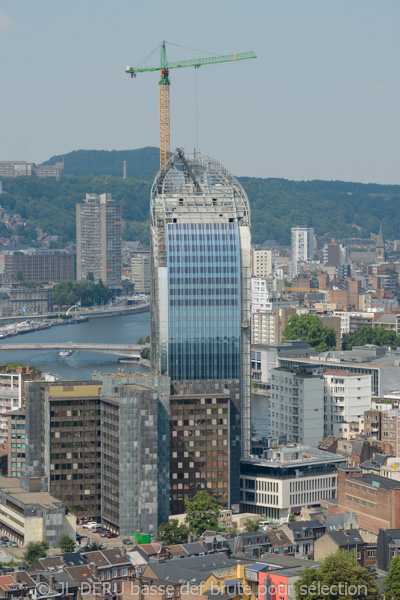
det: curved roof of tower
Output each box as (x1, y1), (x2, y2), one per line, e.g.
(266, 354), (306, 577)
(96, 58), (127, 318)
(151, 149), (250, 225)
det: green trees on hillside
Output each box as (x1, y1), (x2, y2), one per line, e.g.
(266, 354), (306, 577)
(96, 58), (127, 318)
(2, 151), (400, 248)
(283, 314), (336, 352)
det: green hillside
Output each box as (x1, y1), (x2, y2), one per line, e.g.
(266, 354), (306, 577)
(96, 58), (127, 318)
(0, 148), (399, 247)
(43, 147), (160, 179)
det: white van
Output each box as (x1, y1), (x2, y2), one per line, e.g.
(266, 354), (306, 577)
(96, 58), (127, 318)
(82, 522), (98, 531)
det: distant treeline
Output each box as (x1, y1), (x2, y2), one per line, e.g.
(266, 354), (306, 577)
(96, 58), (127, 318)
(1, 148), (399, 247)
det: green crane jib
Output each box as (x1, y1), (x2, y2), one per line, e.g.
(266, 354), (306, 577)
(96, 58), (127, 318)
(125, 41), (256, 168)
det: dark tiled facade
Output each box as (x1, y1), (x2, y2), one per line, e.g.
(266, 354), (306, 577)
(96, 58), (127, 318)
(170, 379), (241, 514)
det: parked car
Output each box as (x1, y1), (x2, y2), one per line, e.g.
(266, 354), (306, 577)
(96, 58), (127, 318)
(1, 542), (7, 547)
(19, 565), (29, 571)
(106, 533), (118, 538)
(9, 542), (18, 547)
(100, 532), (108, 538)
(122, 539), (132, 545)
(1, 537), (9, 542)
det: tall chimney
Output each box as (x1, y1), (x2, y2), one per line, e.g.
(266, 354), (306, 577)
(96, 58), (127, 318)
(123, 161), (127, 179)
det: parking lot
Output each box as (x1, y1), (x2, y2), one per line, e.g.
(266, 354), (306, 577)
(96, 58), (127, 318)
(76, 527), (134, 550)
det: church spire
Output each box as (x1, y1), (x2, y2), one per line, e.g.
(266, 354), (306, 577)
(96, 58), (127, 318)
(375, 226), (386, 262)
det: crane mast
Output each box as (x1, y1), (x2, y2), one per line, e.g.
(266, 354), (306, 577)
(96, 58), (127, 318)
(126, 41), (256, 169)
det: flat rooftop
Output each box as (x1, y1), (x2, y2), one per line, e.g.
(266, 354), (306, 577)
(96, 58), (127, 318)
(242, 446), (345, 469)
(0, 476), (64, 509)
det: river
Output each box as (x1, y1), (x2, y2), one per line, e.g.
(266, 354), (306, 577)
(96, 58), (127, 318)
(0, 311), (269, 432)
(0, 312), (151, 380)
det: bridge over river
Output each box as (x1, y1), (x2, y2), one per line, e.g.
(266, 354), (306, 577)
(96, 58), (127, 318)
(0, 343), (147, 358)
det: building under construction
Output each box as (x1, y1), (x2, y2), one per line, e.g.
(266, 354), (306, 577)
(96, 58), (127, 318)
(150, 149), (252, 457)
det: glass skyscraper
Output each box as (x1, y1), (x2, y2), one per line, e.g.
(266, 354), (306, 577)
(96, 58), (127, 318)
(150, 149), (251, 455)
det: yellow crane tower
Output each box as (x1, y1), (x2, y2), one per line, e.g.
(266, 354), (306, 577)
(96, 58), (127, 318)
(126, 41), (256, 169)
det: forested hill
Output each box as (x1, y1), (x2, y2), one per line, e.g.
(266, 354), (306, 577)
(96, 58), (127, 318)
(43, 147), (160, 179)
(0, 148), (399, 247)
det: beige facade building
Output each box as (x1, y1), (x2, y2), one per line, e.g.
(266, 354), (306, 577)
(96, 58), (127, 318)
(252, 248), (273, 278)
(131, 251), (150, 294)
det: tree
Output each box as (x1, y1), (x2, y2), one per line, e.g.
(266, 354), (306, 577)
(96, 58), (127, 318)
(243, 518), (261, 532)
(184, 491), (221, 536)
(86, 272), (95, 282)
(155, 520), (190, 545)
(59, 535), (76, 554)
(137, 337), (145, 345)
(294, 550), (380, 600)
(79, 541), (105, 552)
(383, 555), (400, 599)
(24, 540), (49, 564)
(342, 324), (400, 351)
(283, 314), (336, 352)
(145, 335), (150, 343)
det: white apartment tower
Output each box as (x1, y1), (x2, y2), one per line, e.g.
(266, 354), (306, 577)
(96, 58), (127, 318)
(269, 368), (324, 446)
(291, 227), (314, 276)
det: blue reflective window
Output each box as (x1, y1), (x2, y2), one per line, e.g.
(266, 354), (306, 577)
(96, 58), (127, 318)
(166, 222), (241, 380)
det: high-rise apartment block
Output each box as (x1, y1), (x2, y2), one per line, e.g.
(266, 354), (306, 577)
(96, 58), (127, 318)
(150, 150), (252, 455)
(131, 251), (150, 294)
(76, 193), (122, 286)
(0, 249), (75, 283)
(291, 227), (314, 276)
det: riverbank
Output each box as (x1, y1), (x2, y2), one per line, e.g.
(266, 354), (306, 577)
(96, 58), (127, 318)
(0, 303), (150, 336)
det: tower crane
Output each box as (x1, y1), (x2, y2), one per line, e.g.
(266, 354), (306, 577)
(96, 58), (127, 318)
(125, 41), (256, 169)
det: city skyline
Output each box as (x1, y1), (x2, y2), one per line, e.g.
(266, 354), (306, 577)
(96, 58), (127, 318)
(0, 1), (398, 184)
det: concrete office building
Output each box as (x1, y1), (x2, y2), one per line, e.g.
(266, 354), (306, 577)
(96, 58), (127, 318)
(0, 365), (41, 445)
(291, 227), (314, 276)
(76, 193), (121, 286)
(96, 372), (170, 536)
(169, 379), (241, 514)
(131, 251), (150, 294)
(240, 445), (345, 519)
(0, 249), (75, 283)
(0, 475), (75, 547)
(269, 368), (324, 446)
(7, 410), (26, 478)
(24, 374), (169, 535)
(277, 345), (400, 397)
(23, 381), (103, 520)
(150, 150), (252, 455)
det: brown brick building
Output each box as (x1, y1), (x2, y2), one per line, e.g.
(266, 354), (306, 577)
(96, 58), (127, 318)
(333, 468), (400, 537)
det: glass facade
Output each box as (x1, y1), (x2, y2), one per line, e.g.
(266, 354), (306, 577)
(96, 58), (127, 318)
(166, 222), (241, 380)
